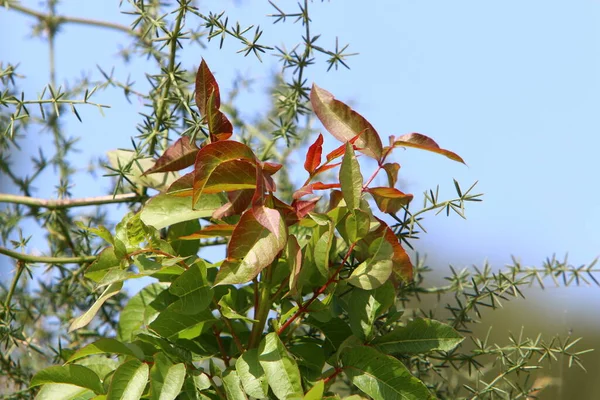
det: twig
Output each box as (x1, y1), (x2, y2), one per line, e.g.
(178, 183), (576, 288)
(0, 247), (96, 264)
(0, 193), (145, 209)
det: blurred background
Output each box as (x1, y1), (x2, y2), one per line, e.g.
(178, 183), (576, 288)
(1, 1), (599, 398)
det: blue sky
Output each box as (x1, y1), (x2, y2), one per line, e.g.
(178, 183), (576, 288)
(2, 1), (599, 313)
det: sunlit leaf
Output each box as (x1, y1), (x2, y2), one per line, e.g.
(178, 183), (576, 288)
(106, 359), (149, 400)
(150, 353), (186, 400)
(69, 282), (122, 332)
(236, 349), (268, 399)
(143, 137), (199, 175)
(344, 209), (371, 244)
(340, 142), (363, 210)
(287, 235), (303, 296)
(214, 209), (287, 285)
(341, 346), (435, 400)
(304, 380), (324, 400)
(293, 182), (340, 200)
(381, 162), (400, 188)
(346, 282), (395, 340)
(222, 369), (248, 400)
(67, 339), (144, 363)
(311, 84), (383, 160)
(140, 193), (226, 230)
(393, 133), (465, 164)
(347, 236), (393, 290)
(168, 262), (213, 315)
(31, 365), (104, 395)
(117, 283), (169, 342)
(180, 224), (235, 239)
(367, 187), (413, 214)
(258, 333), (303, 400)
(193, 141), (257, 208)
(195, 59), (220, 117)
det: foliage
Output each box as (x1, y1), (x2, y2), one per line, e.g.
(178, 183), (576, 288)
(0, 1), (598, 400)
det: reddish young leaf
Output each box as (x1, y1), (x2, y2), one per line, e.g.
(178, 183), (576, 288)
(195, 59), (220, 117)
(167, 172), (194, 197)
(271, 196), (300, 226)
(212, 189), (254, 219)
(286, 235), (303, 296)
(293, 197), (320, 219)
(373, 218), (413, 281)
(381, 162), (400, 188)
(207, 92), (233, 142)
(311, 84), (383, 160)
(304, 133), (324, 174)
(293, 182), (341, 200)
(367, 187), (413, 214)
(253, 205), (284, 240)
(313, 162), (341, 176)
(179, 224), (235, 240)
(214, 208), (287, 285)
(204, 159), (256, 193)
(261, 161), (283, 176)
(325, 131), (363, 162)
(143, 137), (199, 175)
(393, 133), (465, 164)
(193, 141), (257, 208)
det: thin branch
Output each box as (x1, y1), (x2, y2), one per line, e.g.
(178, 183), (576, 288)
(3, 1), (131, 33)
(0, 246), (96, 264)
(0, 193), (145, 209)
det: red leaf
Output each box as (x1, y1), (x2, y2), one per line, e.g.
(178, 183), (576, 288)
(311, 84), (383, 160)
(304, 133), (323, 174)
(166, 172), (194, 197)
(204, 159), (256, 193)
(393, 133), (465, 164)
(261, 161), (283, 176)
(195, 59), (220, 117)
(143, 137), (199, 175)
(381, 162), (400, 188)
(193, 141), (257, 207)
(253, 205), (284, 240)
(367, 187), (413, 214)
(212, 189), (254, 219)
(313, 162), (341, 176)
(293, 182), (341, 200)
(325, 132), (363, 162)
(293, 197), (320, 219)
(179, 224), (235, 239)
(207, 93), (233, 142)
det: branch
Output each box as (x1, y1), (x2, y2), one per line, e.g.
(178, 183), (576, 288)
(2, 1), (131, 34)
(0, 246), (96, 264)
(0, 193), (145, 209)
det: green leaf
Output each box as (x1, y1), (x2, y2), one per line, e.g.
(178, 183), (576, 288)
(258, 333), (303, 400)
(34, 383), (94, 400)
(347, 237), (394, 290)
(372, 318), (464, 354)
(214, 209), (287, 286)
(339, 142), (363, 211)
(150, 353), (186, 400)
(346, 282), (395, 340)
(168, 262), (213, 315)
(118, 283), (169, 342)
(144, 136), (199, 175)
(342, 346), (435, 400)
(149, 308), (216, 339)
(67, 339), (144, 363)
(304, 380), (324, 400)
(310, 84), (383, 160)
(106, 359), (149, 400)
(313, 220), (335, 278)
(367, 187), (413, 214)
(69, 282), (123, 332)
(344, 209), (370, 243)
(140, 193), (225, 230)
(236, 349), (268, 399)
(167, 220), (202, 258)
(222, 369), (248, 400)
(85, 248), (122, 283)
(192, 141), (257, 208)
(393, 133), (465, 164)
(31, 365), (104, 394)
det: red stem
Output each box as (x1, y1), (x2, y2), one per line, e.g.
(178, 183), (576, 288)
(277, 242), (356, 335)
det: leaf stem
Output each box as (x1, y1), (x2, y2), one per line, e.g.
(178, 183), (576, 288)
(248, 263), (275, 349)
(277, 242), (356, 335)
(0, 193), (145, 209)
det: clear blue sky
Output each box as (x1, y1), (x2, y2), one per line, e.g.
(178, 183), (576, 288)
(2, 1), (599, 313)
